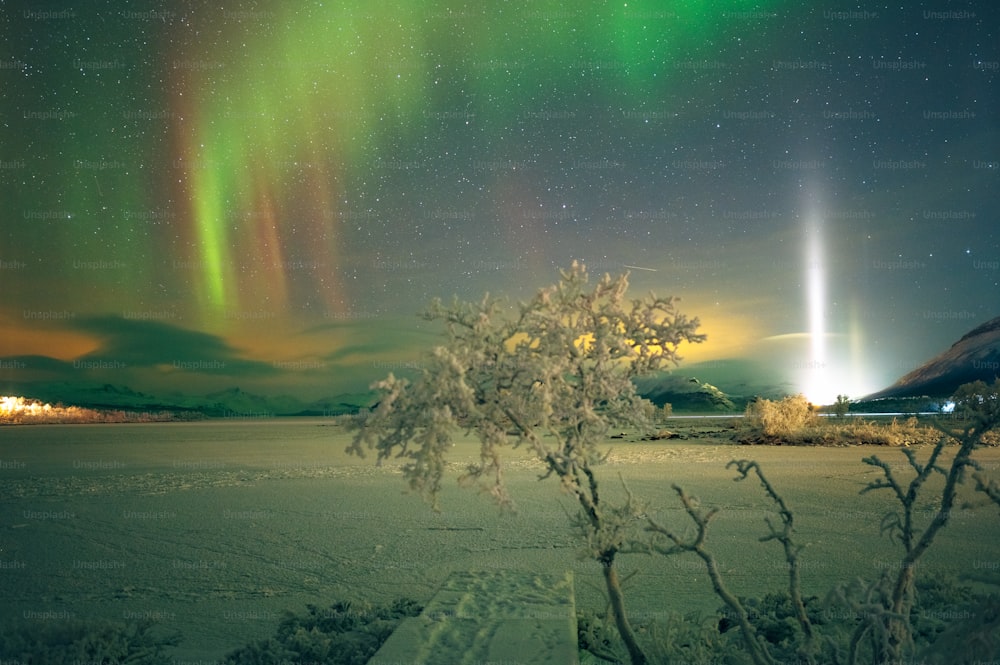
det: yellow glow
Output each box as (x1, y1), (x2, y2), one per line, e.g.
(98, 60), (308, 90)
(0, 322), (98, 359)
(500, 306), (761, 368)
(674, 311), (758, 364)
(227, 323), (316, 360)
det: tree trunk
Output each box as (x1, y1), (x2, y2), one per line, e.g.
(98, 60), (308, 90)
(602, 561), (647, 665)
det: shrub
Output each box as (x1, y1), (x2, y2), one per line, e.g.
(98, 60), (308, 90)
(837, 416), (939, 446)
(743, 394), (818, 439)
(0, 618), (178, 664)
(578, 608), (735, 664)
(740, 400), (941, 446)
(223, 599), (422, 665)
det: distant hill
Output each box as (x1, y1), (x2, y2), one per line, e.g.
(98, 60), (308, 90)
(634, 358), (795, 412)
(635, 374), (735, 411)
(1, 355), (807, 417)
(863, 315), (1000, 401)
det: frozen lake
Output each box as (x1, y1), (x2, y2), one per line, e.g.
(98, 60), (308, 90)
(2, 419), (998, 660)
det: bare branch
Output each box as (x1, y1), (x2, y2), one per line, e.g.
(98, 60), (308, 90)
(645, 484), (776, 665)
(728, 459), (815, 656)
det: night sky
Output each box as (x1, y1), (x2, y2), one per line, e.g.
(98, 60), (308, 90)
(1, 1), (997, 407)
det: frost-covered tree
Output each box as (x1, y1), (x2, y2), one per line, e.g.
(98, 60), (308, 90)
(348, 262), (704, 665)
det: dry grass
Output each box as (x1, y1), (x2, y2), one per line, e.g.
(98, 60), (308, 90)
(743, 394), (818, 438)
(783, 417), (942, 447)
(740, 395), (941, 446)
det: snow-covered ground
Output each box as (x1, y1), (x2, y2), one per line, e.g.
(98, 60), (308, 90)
(2, 419), (998, 660)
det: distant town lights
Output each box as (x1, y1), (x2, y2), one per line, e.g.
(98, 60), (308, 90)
(0, 395), (53, 416)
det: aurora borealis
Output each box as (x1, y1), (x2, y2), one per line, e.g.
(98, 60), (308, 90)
(2, 1), (998, 406)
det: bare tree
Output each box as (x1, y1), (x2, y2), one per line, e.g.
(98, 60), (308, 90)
(857, 379), (1000, 662)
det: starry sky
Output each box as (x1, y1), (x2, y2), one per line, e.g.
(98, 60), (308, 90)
(1, 1), (998, 407)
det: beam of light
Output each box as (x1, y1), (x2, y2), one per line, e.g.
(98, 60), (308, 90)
(801, 209), (830, 404)
(798, 218), (885, 404)
(847, 299), (867, 399)
(807, 219), (825, 366)
(779, 218), (885, 404)
(841, 299), (884, 402)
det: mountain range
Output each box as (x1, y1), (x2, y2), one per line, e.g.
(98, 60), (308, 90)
(861, 315), (1000, 403)
(5, 316), (996, 417)
(2, 356), (790, 418)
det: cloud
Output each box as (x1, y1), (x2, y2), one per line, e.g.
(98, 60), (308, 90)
(0, 315), (424, 401)
(0, 355), (77, 373)
(70, 315), (279, 376)
(303, 315), (437, 364)
(761, 332), (847, 342)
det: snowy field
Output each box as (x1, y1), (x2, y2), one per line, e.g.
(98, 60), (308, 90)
(2, 419), (999, 660)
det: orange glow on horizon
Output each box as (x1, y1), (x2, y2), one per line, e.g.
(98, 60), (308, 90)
(0, 322), (98, 359)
